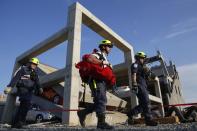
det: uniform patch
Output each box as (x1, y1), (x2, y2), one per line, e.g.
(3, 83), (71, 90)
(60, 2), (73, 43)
(134, 64), (138, 68)
(14, 67), (22, 76)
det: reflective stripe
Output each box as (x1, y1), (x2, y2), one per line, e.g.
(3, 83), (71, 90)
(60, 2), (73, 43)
(14, 66), (22, 76)
(21, 77), (29, 80)
(21, 74), (31, 80)
(93, 79), (97, 89)
(92, 51), (110, 68)
(23, 75), (30, 78)
(92, 53), (100, 59)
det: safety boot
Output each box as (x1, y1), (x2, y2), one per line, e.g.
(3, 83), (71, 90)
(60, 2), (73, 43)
(97, 113), (114, 130)
(127, 110), (135, 125)
(11, 121), (24, 128)
(127, 116), (135, 125)
(145, 119), (158, 126)
(77, 109), (88, 127)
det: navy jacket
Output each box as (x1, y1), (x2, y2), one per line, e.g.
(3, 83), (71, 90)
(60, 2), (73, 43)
(8, 66), (41, 91)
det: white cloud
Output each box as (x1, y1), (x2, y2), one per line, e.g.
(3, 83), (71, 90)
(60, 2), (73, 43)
(165, 27), (197, 39)
(177, 63), (197, 103)
(171, 18), (197, 29)
(149, 17), (197, 43)
(165, 18), (197, 39)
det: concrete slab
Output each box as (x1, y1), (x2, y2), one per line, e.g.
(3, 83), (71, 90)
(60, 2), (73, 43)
(16, 28), (68, 63)
(37, 63), (127, 108)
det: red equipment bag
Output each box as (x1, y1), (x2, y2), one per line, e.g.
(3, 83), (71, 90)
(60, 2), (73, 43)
(75, 54), (116, 86)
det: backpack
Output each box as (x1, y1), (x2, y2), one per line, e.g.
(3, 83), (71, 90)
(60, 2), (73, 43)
(75, 50), (116, 86)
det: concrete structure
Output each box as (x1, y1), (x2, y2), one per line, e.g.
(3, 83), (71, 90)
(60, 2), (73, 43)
(0, 95), (6, 102)
(1, 2), (135, 125)
(1, 2), (185, 126)
(114, 63), (165, 117)
(151, 60), (185, 108)
(0, 95), (6, 123)
(32, 64), (127, 119)
(113, 51), (185, 115)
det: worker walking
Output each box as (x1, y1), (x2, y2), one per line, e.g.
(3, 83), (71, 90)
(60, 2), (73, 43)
(127, 52), (158, 126)
(77, 40), (114, 130)
(4, 58), (43, 128)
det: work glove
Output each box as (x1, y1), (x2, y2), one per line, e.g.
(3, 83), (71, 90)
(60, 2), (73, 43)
(4, 87), (12, 94)
(38, 88), (43, 94)
(102, 60), (110, 66)
(131, 82), (138, 94)
(150, 72), (157, 79)
(102, 61), (113, 69)
(10, 87), (18, 95)
(109, 63), (113, 69)
(143, 66), (150, 73)
(154, 76), (159, 81)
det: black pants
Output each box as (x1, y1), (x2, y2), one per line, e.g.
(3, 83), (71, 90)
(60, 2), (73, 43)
(128, 81), (152, 121)
(84, 80), (107, 115)
(12, 100), (31, 125)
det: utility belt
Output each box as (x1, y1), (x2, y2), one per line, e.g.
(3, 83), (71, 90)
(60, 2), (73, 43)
(88, 77), (106, 97)
(18, 86), (32, 94)
(88, 77), (104, 89)
(81, 79), (99, 105)
(137, 77), (147, 83)
(17, 77), (35, 88)
(137, 75), (146, 81)
(16, 80), (35, 94)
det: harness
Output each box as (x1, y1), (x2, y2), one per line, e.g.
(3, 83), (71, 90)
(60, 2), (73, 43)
(16, 66), (38, 93)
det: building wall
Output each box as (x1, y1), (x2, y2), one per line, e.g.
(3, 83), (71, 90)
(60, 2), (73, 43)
(0, 94), (6, 123)
(168, 76), (185, 105)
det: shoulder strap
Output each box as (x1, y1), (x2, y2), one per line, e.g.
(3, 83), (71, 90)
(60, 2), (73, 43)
(95, 52), (105, 61)
(14, 66), (25, 76)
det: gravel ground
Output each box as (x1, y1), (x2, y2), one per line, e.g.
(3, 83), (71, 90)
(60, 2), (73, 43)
(0, 122), (197, 131)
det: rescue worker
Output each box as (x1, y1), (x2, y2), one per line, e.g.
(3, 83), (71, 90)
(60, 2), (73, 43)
(4, 57), (43, 128)
(77, 40), (114, 130)
(127, 52), (158, 126)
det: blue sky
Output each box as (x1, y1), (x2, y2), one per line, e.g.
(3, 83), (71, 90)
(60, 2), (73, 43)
(0, 0), (197, 102)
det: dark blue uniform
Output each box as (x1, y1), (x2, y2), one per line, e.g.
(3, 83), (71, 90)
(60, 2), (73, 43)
(83, 52), (108, 115)
(78, 51), (114, 129)
(85, 79), (107, 115)
(8, 65), (41, 126)
(127, 62), (153, 121)
(77, 52), (109, 126)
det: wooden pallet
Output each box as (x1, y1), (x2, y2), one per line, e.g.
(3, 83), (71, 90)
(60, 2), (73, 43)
(134, 116), (180, 124)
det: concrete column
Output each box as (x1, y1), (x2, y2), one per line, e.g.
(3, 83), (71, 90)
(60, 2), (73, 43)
(1, 61), (20, 123)
(124, 50), (139, 110)
(154, 78), (165, 117)
(62, 3), (82, 125)
(154, 78), (162, 101)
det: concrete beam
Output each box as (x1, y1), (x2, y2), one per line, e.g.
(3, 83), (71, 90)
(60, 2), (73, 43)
(37, 64), (127, 109)
(39, 68), (67, 87)
(38, 64), (58, 74)
(16, 28), (68, 63)
(73, 2), (133, 52)
(113, 63), (128, 73)
(84, 87), (127, 108)
(149, 95), (163, 103)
